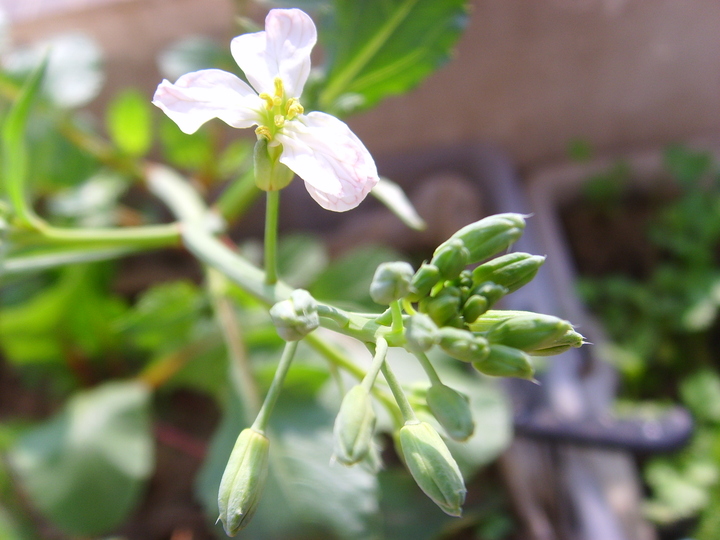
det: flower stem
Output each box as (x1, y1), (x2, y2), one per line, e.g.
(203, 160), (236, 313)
(414, 351), (442, 386)
(251, 340), (298, 434)
(264, 190), (280, 285)
(390, 300), (404, 334)
(380, 360), (417, 424)
(361, 337), (388, 392)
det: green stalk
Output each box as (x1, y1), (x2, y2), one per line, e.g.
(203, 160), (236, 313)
(381, 360), (417, 424)
(264, 190), (280, 285)
(361, 337), (389, 392)
(390, 300), (404, 334)
(251, 340), (299, 434)
(414, 351), (442, 386)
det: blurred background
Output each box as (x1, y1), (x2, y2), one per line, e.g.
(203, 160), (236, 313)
(1, 1), (720, 540)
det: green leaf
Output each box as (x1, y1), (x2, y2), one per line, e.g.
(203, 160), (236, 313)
(159, 115), (213, 170)
(318, 0), (469, 114)
(106, 89), (152, 157)
(681, 370), (720, 424)
(197, 393), (380, 539)
(8, 381), (154, 536)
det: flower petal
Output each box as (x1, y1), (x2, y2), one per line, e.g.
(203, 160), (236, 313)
(152, 69), (262, 134)
(231, 8), (316, 97)
(276, 112), (379, 212)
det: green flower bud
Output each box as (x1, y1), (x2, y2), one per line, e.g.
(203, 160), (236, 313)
(462, 294), (489, 324)
(253, 138), (294, 191)
(420, 286), (462, 327)
(473, 344), (534, 379)
(531, 327), (585, 356)
(471, 252), (545, 292)
(444, 213), (526, 264)
(431, 239), (470, 280)
(437, 327), (490, 363)
(333, 385), (376, 466)
(426, 384), (475, 441)
(485, 313), (573, 353)
(472, 281), (509, 307)
(269, 289), (319, 341)
(218, 428), (270, 536)
(399, 421), (467, 516)
(407, 263), (442, 302)
(370, 261), (414, 305)
(405, 313), (439, 352)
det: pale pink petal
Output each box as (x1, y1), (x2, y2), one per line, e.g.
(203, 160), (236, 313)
(231, 8), (316, 97)
(276, 112), (378, 212)
(152, 69), (262, 134)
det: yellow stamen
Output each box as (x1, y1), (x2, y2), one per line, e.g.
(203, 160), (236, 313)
(274, 77), (284, 99)
(285, 98), (304, 120)
(258, 93), (274, 110)
(274, 115), (285, 128)
(255, 126), (273, 141)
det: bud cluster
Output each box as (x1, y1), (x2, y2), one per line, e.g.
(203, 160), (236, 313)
(373, 213), (584, 379)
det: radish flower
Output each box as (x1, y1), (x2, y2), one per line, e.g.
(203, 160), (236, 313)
(153, 8), (378, 211)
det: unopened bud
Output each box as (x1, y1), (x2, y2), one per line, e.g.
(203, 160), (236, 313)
(445, 213), (526, 264)
(405, 313), (439, 352)
(399, 421), (466, 516)
(333, 385), (376, 466)
(473, 344), (534, 379)
(431, 239), (469, 280)
(471, 282), (509, 310)
(253, 138), (294, 191)
(218, 428), (270, 536)
(269, 289), (319, 341)
(531, 327), (585, 356)
(462, 295), (489, 324)
(485, 313), (573, 353)
(471, 252), (545, 292)
(437, 327), (490, 363)
(426, 384), (475, 441)
(370, 261), (414, 305)
(420, 286), (462, 327)
(407, 263), (442, 302)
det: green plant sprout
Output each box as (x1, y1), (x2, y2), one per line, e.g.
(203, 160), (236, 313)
(0, 3), (583, 538)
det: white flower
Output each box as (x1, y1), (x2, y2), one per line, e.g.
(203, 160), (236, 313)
(152, 8), (378, 212)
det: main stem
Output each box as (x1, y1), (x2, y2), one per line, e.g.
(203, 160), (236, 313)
(251, 340), (298, 434)
(264, 190), (280, 285)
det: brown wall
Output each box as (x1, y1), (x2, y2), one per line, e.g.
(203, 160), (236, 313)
(7, 0), (720, 168)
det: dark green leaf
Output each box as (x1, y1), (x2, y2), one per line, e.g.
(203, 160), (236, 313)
(8, 381), (154, 536)
(318, 0), (469, 114)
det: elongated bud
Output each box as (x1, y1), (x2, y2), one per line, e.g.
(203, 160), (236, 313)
(431, 239), (469, 280)
(437, 327), (490, 363)
(370, 261), (414, 305)
(218, 428), (270, 536)
(443, 213), (526, 264)
(399, 421), (466, 516)
(420, 286), (462, 327)
(462, 294), (489, 324)
(473, 344), (534, 379)
(531, 327), (585, 356)
(333, 385), (376, 466)
(254, 138), (294, 191)
(407, 263), (442, 302)
(269, 289), (319, 341)
(485, 313), (573, 353)
(471, 252), (545, 292)
(405, 313), (439, 352)
(471, 282), (509, 310)
(426, 384), (475, 441)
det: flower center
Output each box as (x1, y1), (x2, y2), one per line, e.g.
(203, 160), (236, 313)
(255, 77), (304, 142)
